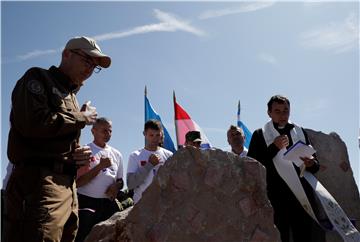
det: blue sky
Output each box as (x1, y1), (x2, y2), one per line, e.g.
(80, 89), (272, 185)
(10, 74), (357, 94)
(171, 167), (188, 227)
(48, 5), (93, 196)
(1, 1), (359, 188)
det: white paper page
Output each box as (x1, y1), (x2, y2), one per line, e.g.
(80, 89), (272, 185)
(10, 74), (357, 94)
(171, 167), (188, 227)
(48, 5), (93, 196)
(283, 141), (316, 167)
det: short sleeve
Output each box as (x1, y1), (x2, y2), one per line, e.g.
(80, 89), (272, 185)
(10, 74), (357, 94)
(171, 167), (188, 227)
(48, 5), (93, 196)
(77, 164), (90, 178)
(127, 152), (139, 174)
(116, 152), (123, 179)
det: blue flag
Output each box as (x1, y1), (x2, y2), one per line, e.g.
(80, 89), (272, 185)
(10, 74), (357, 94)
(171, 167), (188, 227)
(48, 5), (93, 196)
(145, 88), (176, 153)
(237, 101), (252, 149)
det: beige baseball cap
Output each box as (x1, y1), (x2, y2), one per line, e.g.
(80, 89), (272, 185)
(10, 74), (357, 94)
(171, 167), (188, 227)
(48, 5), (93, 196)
(65, 36), (111, 68)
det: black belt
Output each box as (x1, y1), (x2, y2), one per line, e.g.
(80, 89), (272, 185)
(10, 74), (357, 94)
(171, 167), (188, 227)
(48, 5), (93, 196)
(77, 193), (115, 208)
(15, 160), (76, 176)
(78, 193), (111, 203)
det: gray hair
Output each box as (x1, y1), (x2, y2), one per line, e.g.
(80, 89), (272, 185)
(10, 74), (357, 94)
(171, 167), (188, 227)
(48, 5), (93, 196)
(93, 117), (112, 128)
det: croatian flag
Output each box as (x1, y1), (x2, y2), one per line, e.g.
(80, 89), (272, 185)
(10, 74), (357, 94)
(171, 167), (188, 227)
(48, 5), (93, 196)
(237, 100), (252, 149)
(173, 92), (211, 149)
(145, 87), (176, 153)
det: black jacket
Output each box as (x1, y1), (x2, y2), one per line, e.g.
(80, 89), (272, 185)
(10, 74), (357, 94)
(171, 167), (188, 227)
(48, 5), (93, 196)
(247, 122), (319, 209)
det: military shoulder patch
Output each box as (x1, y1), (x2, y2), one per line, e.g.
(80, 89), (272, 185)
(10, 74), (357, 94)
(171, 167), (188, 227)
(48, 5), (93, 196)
(52, 87), (67, 98)
(27, 79), (44, 95)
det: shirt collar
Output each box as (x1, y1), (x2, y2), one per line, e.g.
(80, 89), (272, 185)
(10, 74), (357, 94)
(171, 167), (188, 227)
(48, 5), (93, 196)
(49, 66), (79, 92)
(273, 122), (294, 133)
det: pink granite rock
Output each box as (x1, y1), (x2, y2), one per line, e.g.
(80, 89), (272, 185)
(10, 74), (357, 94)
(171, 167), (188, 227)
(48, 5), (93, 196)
(120, 147), (279, 242)
(85, 130), (360, 242)
(85, 147), (280, 241)
(306, 129), (360, 242)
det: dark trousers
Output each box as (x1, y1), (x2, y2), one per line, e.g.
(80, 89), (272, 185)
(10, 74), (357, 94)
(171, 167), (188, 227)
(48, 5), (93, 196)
(273, 196), (325, 242)
(75, 193), (119, 242)
(1, 189), (5, 239)
(3, 165), (78, 242)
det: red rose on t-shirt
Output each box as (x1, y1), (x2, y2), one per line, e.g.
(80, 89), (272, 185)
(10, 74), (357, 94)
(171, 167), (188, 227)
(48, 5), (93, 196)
(140, 160), (147, 166)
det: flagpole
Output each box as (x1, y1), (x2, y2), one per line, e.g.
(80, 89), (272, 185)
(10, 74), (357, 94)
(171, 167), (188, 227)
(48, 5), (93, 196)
(237, 100), (241, 125)
(145, 86), (147, 123)
(144, 86), (147, 146)
(173, 90), (179, 148)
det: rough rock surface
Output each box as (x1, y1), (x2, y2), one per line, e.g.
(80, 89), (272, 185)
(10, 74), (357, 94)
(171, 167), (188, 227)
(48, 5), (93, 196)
(306, 129), (360, 242)
(86, 147), (280, 242)
(86, 130), (360, 242)
(84, 207), (132, 242)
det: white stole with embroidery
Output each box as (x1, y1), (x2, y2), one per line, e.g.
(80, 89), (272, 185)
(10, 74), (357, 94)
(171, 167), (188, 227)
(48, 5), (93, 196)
(262, 120), (318, 222)
(262, 120), (360, 242)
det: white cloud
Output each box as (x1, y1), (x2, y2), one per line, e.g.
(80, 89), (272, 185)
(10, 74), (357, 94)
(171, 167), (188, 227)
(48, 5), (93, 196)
(300, 12), (359, 54)
(258, 53), (278, 65)
(93, 9), (205, 41)
(198, 2), (275, 20)
(16, 9), (204, 61)
(17, 48), (60, 61)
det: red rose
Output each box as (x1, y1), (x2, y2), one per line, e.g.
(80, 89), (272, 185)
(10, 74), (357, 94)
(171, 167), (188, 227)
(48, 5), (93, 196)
(140, 160), (147, 166)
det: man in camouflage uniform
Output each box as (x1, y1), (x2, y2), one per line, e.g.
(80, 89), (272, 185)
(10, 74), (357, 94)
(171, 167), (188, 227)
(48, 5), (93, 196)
(3, 36), (111, 242)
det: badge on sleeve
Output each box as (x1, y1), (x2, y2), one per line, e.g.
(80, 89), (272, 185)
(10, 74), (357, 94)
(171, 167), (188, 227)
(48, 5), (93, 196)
(27, 80), (44, 95)
(52, 87), (67, 98)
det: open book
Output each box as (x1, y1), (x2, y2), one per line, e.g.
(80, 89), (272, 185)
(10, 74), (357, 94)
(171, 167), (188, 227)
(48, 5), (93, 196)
(283, 140), (316, 167)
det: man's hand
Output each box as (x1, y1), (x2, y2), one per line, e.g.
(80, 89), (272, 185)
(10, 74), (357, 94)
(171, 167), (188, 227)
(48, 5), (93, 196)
(105, 179), (123, 200)
(73, 146), (92, 167)
(98, 157), (112, 170)
(80, 102), (88, 112)
(273, 135), (289, 149)
(148, 154), (160, 166)
(300, 156), (315, 167)
(81, 101), (97, 125)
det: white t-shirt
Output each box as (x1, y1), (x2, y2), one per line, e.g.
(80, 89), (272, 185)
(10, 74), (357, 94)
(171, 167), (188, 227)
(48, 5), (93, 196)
(77, 142), (123, 199)
(239, 148), (248, 157)
(127, 147), (173, 203)
(228, 146), (248, 157)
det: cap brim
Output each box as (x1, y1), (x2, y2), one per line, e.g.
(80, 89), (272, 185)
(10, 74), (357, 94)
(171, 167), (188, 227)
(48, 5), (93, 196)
(193, 138), (202, 142)
(83, 49), (111, 68)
